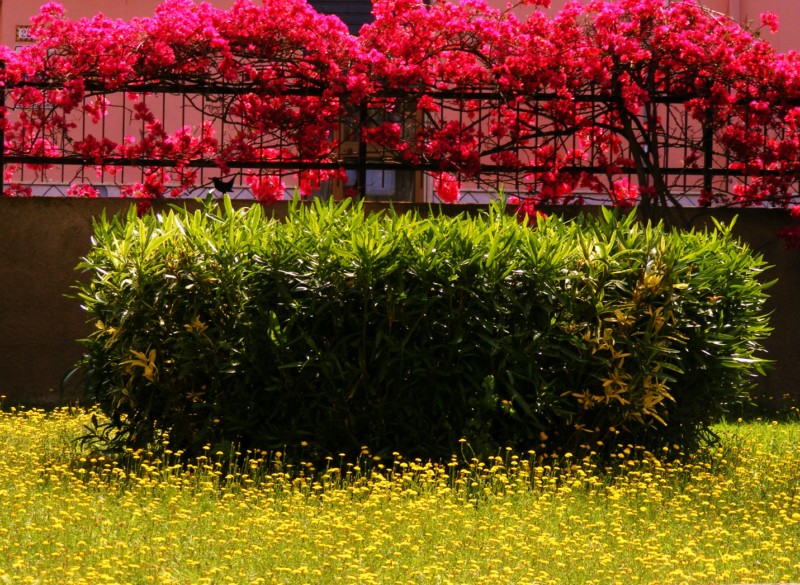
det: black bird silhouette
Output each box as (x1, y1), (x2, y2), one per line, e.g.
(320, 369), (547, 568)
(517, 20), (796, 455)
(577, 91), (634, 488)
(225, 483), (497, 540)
(212, 177), (235, 194)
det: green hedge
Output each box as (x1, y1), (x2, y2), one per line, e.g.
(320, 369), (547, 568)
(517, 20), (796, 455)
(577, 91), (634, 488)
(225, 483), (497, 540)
(74, 198), (772, 460)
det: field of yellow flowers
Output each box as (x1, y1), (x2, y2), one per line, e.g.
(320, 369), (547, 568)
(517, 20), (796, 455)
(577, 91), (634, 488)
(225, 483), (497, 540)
(0, 403), (798, 585)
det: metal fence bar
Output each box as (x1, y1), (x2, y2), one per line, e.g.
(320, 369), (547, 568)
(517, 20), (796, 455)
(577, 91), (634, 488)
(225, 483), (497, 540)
(1, 77), (795, 200)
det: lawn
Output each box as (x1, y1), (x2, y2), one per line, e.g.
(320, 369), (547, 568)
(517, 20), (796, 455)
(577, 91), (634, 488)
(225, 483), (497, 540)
(0, 404), (798, 584)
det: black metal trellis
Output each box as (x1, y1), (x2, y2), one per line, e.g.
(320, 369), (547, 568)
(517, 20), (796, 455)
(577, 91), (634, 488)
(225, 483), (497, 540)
(1, 76), (797, 204)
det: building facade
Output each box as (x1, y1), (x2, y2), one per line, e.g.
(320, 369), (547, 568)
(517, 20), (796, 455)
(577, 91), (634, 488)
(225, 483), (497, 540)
(4, 0), (796, 58)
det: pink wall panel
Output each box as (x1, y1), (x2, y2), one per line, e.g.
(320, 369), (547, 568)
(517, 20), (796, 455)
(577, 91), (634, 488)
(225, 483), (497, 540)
(3, 1), (798, 52)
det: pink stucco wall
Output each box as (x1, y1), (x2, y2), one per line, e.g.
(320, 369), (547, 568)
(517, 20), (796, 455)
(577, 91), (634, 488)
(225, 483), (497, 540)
(3, 0), (162, 50)
(2, 0), (229, 51)
(2, 0), (799, 52)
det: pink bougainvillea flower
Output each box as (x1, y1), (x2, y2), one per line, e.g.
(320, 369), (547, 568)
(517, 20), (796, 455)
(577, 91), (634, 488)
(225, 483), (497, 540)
(434, 172), (461, 203)
(508, 195), (546, 223)
(66, 184), (99, 198)
(761, 12), (780, 34)
(610, 178), (640, 209)
(245, 173), (285, 204)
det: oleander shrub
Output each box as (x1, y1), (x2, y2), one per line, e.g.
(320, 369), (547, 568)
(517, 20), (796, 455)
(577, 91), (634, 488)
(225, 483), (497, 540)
(74, 198), (772, 460)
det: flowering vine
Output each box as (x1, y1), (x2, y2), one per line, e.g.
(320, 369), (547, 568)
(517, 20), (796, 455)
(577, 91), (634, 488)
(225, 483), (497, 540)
(1, 0), (800, 241)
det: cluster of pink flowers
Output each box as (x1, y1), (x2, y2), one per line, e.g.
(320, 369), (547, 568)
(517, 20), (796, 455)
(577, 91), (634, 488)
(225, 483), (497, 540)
(245, 173), (285, 204)
(507, 195), (547, 223)
(2, 0), (800, 238)
(433, 172), (460, 203)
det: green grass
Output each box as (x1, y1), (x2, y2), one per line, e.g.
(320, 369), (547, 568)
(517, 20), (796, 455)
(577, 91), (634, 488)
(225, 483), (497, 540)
(0, 405), (799, 584)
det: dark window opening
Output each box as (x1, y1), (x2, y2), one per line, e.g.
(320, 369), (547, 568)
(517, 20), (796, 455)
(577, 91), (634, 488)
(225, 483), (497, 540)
(307, 0), (374, 35)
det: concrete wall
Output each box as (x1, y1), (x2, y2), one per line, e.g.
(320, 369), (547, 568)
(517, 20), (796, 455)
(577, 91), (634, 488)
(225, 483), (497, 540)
(1, 197), (799, 409)
(0, 197), (129, 406)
